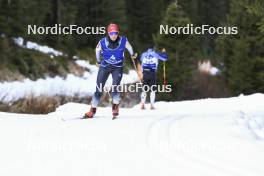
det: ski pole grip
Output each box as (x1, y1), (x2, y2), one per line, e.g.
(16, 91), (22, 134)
(131, 53), (138, 60)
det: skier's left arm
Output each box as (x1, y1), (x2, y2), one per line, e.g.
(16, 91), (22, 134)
(154, 50), (168, 61)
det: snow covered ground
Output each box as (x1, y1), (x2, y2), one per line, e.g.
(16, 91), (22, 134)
(0, 93), (263, 176)
(0, 59), (138, 103)
(13, 37), (64, 57)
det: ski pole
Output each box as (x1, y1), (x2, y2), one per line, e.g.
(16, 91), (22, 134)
(161, 48), (167, 86)
(131, 53), (142, 83)
(163, 61), (167, 85)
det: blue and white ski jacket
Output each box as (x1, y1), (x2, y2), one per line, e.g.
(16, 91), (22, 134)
(140, 48), (167, 71)
(96, 36), (134, 67)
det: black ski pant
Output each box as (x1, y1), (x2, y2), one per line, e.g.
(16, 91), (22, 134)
(91, 65), (123, 107)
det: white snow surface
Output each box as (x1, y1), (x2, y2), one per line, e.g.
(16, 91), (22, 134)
(0, 93), (264, 176)
(209, 67), (220, 75)
(13, 37), (64, 57)
(0, 60), (138, 103)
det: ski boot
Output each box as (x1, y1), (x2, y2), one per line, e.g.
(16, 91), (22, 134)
(112, 104), (119, 120)
(150, 104), (155, 110)
(84, 106), (97, 118)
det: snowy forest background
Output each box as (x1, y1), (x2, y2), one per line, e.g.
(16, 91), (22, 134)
(0, 0), (263, 113)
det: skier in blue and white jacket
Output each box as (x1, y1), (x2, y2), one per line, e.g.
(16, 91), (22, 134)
(84, 23), (136, 118)
(138, 48), (167, 109)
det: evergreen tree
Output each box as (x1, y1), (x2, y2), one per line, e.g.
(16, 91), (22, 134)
(101, 0), (127, 30)
(216, 0), (264, 95)
(43, 0), (77, 54)
(125, 0), (165, 52)
(0, 0), (51, 38)
(247, 0), (264, 33)
(178, 0), (229, 58)
(154, 1), (200, 100)
(75, 0), (127, 49)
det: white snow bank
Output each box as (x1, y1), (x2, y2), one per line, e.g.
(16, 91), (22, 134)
(0, 60), (139, 103)
(26, 41), (63, 56)
(198, 60), (220, 76)
(13, 37), (63, 57)
(209, 67), (219, 75)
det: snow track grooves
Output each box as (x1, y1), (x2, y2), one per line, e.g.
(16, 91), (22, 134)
(1, 94), (264, 176)
(145, 114), (264, 176)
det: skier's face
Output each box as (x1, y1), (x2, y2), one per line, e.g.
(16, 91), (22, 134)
(109, 32), (118, 41)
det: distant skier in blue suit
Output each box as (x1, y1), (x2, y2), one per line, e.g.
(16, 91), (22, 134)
(84, 23), (136, 119)
(138, 47), (167, 109)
